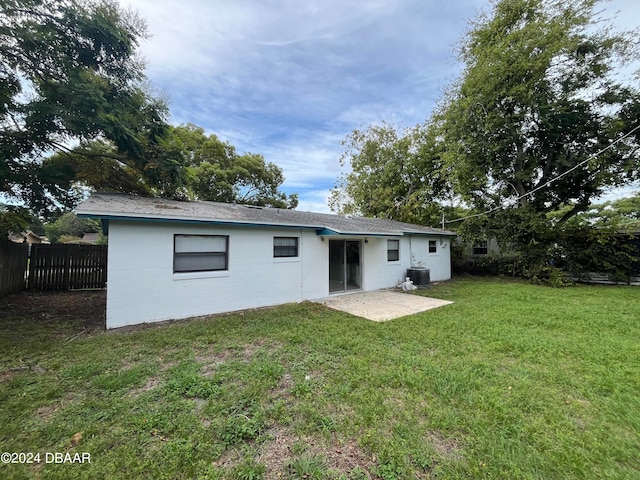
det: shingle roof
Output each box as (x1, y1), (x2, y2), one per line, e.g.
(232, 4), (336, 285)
(76, 192), (456, 237)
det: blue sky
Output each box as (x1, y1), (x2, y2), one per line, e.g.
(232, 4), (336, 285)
(124, 0), (640, 212)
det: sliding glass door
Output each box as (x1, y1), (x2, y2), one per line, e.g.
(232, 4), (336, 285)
(329, 239), (361, 293)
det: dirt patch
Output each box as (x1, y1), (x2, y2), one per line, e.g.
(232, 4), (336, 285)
(196, 348), (234, 377)
(257, 429), (375, 479)
(257, 426), (303, 477)
(276, 373), (294, 391)
(0, 290), (106, 333)
(235, 339), (283, 361)
(216, 426), (375, 479)
(128, 376), (162, 399)
(196, 340), (283, 377)
(34, 392), (84, 421)
(320, 437), (374, 477)
(0, 365), (47, 383)
(156, 347), (186, 371)
(424, 431), (462, 460)
(35, 403), (61, 420)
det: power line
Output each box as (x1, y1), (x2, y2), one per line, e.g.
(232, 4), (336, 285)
(445, 124), (640, 224)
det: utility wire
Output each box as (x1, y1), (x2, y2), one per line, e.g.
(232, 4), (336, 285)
(445, 124), (640, 224)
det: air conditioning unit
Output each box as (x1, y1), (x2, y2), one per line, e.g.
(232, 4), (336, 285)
(407, 267), (430, 286)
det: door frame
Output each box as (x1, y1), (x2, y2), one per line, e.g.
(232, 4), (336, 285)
(328, 239), (362, 294)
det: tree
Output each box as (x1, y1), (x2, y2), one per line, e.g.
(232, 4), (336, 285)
(438, 0), (640, 219)
(333, 1), (640, 227)
(0, 0), (186, 231)
(0, 204), (33, 237)
(171, 124), (298, 208)
(41, 134), (189, 201)
(44, 212), (100, 243)
(331, 0), (640, 281)
(329, 122), (455, 227)
(574, 192), (640, 229)
(441, 0), (640, 279)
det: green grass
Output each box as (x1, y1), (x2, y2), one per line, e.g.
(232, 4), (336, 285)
(0, 278), (639, 479)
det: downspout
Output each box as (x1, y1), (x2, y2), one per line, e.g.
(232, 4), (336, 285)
(409, 235), (413, 267)
(299, 229), (304, 301)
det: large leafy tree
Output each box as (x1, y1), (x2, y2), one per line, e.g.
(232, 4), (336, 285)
(439, 0), (640, 219)
(36, 123), (298, 217)
(332, 0), (640, 279)
(44, 211), (99, 243)
(0, 0), (186, 233)
(172, 124), (298, 208)
(41, 133), (189, 202)
(549, 191), (640, 230)
(578, 192), (640, 229)
(336, 0), (639, 223)
(440, 0), (640, 278)
(329, 122), (458, 227)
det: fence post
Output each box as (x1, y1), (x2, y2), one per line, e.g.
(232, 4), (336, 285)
(63, 245), (70, 290)
(28, 243), (38, 290)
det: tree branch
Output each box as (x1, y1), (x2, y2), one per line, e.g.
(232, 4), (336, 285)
(557, 200), (590, 225)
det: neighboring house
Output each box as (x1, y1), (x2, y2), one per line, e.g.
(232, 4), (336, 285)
(63, 232), (100, 244)
(80, 232), (100, 244)
(457, 237), (501, 259)
(8, 230), (48, 245)
(77, 193), (456, 329)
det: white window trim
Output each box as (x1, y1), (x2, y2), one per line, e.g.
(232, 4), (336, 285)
(273, 257), (300, 264)
(428, 239), (439, 255)
(387, 239), (401, 263)
(173, 270), (231, 281)
(173, 234), (229, 274)
(273, 236), (299, 258)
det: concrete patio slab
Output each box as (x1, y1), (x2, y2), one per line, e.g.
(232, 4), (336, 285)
(315, 290), (453, 322)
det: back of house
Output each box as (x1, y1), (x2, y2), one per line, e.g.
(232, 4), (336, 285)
(77, 193), (456, 329)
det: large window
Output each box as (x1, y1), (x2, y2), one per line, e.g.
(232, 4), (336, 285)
(387, 239), (400, 261)
(174, 235), (228, 273)
(274, 237), (298, 258)
(429, 240), (437, 253)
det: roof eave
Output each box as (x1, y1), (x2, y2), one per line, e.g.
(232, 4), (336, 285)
(76, 208), (458, 237)
(77, 212), (323, 233)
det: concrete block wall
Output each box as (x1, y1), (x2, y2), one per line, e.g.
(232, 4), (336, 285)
(105, 221), (452, 328)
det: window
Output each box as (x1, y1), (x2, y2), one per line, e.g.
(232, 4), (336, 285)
(429, 240), (437, 253)
(473, 240), (488, 255)
(274, 237), (298, 257)
(174, 235), (228, 273)
(387, 239), (400, 261)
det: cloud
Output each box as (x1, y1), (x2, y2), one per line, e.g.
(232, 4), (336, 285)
(124, 0), (640, 212)
(294, 188), (334, 213)
(123, 1), (439, 209)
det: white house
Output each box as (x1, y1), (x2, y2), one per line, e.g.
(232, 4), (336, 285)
(77, 193), (456, 329)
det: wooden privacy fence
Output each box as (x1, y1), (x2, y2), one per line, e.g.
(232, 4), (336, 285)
(28, 244), (107, 291)
(0, 240), (29, 296)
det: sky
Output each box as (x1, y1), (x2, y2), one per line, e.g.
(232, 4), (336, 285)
(123, 0), (640, 213)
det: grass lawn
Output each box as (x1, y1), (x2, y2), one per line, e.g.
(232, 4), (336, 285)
(0, 277), (638, 479)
